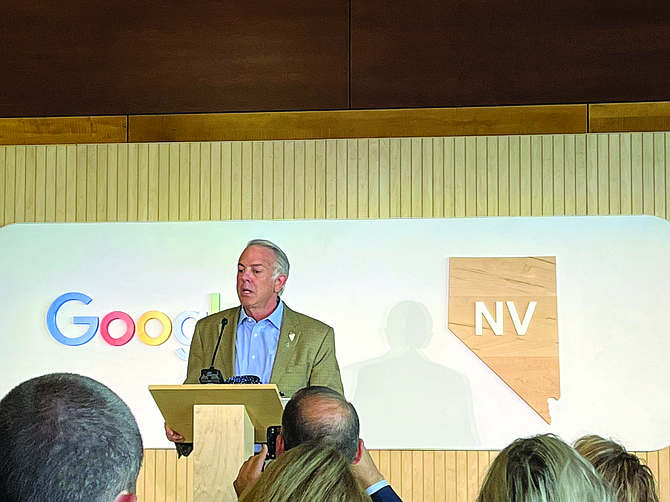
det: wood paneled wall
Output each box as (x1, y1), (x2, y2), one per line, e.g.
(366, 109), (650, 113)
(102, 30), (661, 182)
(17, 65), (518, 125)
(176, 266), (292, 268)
(351, 1), (670, 109)
(135, 446), (670, 502)
(2, 1), (670, 116)
(3, 133), (670, 226)
(2, 133), (669, 502)
(0, 1), (349, 116)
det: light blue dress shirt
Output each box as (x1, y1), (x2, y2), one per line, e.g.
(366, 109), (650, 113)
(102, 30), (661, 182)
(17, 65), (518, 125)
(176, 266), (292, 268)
(234, 301), (284, 384)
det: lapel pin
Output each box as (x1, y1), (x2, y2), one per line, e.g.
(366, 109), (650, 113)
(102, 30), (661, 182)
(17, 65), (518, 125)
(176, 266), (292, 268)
(288, 332), (296, 342)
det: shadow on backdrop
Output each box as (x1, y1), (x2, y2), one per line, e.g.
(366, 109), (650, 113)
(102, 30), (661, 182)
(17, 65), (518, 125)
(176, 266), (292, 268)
(347, 301), (479, 449)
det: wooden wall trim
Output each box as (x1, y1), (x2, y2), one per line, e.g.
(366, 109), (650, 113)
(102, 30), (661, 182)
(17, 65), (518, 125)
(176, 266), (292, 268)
(0, 116), (127, 146)
(590, 102), (670, 133)
(128, 105), (587, 142)
(1, 102), (670, 145)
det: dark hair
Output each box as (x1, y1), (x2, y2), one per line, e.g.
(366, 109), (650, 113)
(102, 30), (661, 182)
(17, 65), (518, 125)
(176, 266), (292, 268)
(0, 373), (144, 502)
(281, 386), (359, 462)
(575, 435), (659, 502)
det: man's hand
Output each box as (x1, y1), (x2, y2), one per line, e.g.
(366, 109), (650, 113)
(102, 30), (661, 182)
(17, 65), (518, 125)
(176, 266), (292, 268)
(351, 440), (385, 490)
(164, 423), (184, 443)
(234, 444), (268, 497)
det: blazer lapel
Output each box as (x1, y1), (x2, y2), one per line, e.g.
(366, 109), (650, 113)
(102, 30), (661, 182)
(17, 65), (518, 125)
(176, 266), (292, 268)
(270, 304), (299, 383)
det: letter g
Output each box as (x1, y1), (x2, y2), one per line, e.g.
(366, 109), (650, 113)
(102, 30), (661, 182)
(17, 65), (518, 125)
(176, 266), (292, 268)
(46, 292), (99, 346)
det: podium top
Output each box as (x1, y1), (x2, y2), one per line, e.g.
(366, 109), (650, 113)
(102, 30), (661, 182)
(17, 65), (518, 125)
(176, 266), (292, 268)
(149, 384), (284, 442)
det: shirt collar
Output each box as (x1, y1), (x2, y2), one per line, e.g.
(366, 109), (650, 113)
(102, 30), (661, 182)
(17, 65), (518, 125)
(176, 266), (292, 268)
(238, 299), (284, 329)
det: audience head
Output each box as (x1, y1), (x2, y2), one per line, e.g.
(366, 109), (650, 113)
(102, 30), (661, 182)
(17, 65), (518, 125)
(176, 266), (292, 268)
(239, 441), (370, 502)
(476, 433), (614, 502)
(0, 373), (143, 502)
(575, 435), (659, 502)
(280, 386), (361, 463)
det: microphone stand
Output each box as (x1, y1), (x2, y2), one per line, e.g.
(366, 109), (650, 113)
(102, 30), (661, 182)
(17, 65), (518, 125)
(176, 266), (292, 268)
(199, 318), (227, 384)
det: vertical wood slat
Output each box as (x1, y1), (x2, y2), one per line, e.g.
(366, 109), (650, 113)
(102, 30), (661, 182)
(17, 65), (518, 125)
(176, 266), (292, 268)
(659, 446), (670, 502)
(336, 139), (348, 218)
(136, 144), (152, 221)
(476, 136), (487, 216)
(325, 139), (337, 218)
(260, 140), (271, 220)
(54, 146), (66, 221)
(541, 135), (554, 215)
(96, 144), (107, 221)
(552, 135), (564, 216)
(401, 450), (413, 502)
(25, 146), (36, 222)
(198, 143), (210, 221)
(0, 147), (6, 225)
(368, 139), (379, 218)
(15, 146), (26, 223)
(433, 138), (444, 217)
(400, 138), (412, 217)
(390, 450), (403, 498)
(358, 139), (369, 218)
(2, 134), (670, 502)
(519, 136), (532, 216)
(619, 134), (631, 214)
(296, 140), (307, 219)
(85, 145), (96, 221)
(389, 138), (401, 218)
(107, 145), (118, 221)
(347, 138), (359, 219)
(314, 140), (327, 219)
(284, 141), (295, 219)
(42, 146), (54, 221)
(117, 144), (129, 222)
(497, 136), (508, 217)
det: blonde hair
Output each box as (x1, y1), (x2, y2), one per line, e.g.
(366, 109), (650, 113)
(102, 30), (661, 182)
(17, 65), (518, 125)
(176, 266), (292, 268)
(575, 435), (659, 502)
(239, 442), (370, 502)
(476, 434), (614, 502)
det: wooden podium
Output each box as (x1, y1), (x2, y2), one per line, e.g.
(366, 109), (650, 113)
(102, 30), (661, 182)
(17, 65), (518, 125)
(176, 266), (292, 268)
(149, 384), (283, 502)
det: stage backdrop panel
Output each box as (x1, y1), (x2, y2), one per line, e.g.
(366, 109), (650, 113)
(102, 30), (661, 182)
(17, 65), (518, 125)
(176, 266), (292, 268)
(0, 216), (669, 451)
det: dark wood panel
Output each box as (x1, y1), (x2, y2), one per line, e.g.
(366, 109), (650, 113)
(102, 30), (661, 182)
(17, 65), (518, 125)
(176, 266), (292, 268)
(590, 102), (670, 133)
(129, 105), (586, 142)
(0, 116), (127, 145)
(351, 1), (670, 109)
(0, 1), (348, 117)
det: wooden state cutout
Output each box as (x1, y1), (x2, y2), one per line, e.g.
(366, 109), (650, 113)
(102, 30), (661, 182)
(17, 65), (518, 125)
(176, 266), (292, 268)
(448, 257), (559, 423)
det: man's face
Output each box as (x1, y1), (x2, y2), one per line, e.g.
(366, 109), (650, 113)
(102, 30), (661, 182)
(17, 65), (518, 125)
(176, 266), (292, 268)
(237, 245), (287, 317)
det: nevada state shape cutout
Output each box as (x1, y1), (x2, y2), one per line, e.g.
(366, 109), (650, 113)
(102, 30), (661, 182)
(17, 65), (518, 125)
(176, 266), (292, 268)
(448, 257), (559, 423)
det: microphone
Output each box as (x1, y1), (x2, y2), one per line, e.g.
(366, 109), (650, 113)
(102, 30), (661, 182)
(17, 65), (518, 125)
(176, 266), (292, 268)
(199, 318), (228, 384)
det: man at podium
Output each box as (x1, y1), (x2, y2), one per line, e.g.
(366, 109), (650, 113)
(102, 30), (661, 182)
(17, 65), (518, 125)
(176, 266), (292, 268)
(166, 239), (343, 443)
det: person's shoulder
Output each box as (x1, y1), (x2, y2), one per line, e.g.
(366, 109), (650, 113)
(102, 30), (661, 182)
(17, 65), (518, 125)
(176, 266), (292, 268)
(371, 485), (403, 502)
(283, 304), (332, 332)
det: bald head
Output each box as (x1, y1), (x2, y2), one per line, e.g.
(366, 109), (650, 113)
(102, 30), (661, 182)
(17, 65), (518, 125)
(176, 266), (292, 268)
(280, 386), (359, 462)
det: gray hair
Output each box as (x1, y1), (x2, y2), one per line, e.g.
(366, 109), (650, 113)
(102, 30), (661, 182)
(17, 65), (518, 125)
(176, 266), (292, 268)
(245, 239), (290, 295)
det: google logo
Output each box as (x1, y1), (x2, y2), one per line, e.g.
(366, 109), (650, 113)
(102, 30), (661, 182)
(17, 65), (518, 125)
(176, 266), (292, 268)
(46, 292), (219, 360)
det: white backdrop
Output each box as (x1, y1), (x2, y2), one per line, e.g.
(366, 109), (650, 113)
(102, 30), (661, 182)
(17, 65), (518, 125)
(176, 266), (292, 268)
(0, 216), (669, 450)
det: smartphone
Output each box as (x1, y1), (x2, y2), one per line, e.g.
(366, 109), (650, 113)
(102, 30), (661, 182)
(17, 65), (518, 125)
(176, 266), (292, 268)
(266, 425), (281, 459)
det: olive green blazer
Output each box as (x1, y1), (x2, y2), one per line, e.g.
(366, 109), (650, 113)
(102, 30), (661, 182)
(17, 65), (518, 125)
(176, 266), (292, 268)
(184, 304), (343, 397)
